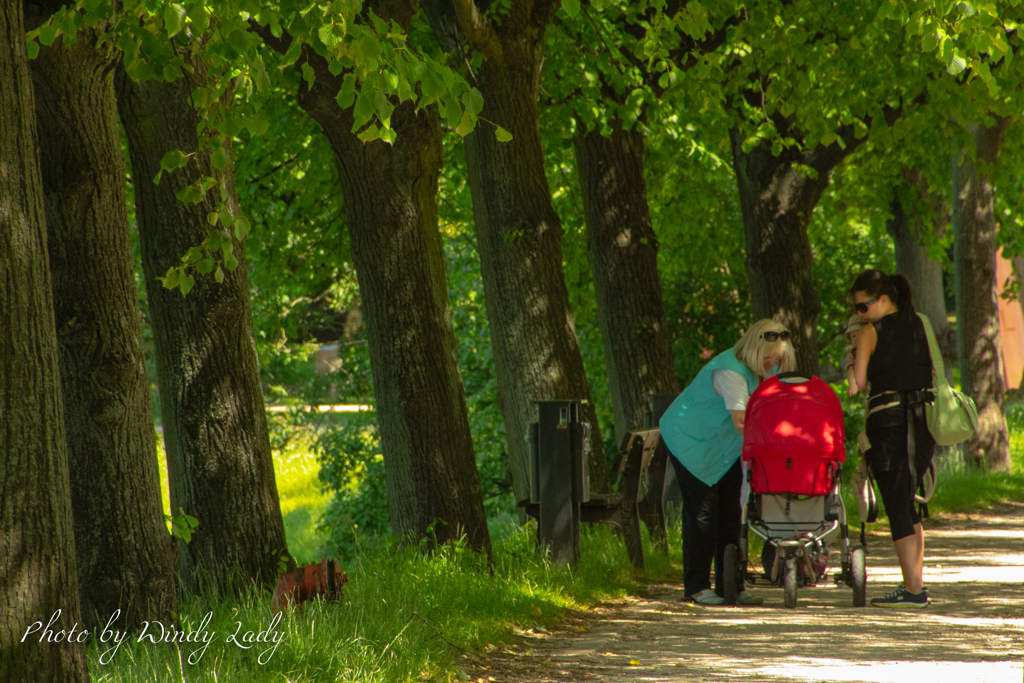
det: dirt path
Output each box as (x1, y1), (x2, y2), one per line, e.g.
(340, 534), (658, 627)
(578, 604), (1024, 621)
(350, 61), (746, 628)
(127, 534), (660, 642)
(468, 505), (1024, 683)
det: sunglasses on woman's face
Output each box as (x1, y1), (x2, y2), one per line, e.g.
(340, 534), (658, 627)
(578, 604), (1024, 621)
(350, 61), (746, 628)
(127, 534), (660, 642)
(854, 297), (878, 314)
(761, 331), (791, 342)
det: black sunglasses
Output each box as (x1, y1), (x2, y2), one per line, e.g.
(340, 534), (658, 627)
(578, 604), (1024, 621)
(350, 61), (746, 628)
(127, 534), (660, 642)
(854, 297), (878, 314)
(761, 331), (791, 342)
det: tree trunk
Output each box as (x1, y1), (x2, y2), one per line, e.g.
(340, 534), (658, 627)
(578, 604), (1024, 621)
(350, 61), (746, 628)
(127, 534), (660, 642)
(730, 129), (860, 375)
(574, 122), (678, 443)
(886, 179), (956, 367)
(0, 1), (89, 678)
(115, 61), (288, 593)
(29, 26), (178, 631)
(454, 0), (611, 500)
(953, 117), (1012, 471)
(292, 37), (491, 553)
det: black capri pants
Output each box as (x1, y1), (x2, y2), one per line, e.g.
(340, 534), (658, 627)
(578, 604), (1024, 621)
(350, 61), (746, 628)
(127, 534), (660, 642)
(865, 402), (935, 542)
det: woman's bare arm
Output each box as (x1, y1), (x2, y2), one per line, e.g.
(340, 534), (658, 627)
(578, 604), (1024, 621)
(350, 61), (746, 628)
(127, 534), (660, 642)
(852, 323), (876, 394)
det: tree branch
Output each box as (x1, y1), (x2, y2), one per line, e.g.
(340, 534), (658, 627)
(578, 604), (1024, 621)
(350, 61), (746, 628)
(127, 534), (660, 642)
(452, 0), (504, 66)
(247, 19), (292, 56)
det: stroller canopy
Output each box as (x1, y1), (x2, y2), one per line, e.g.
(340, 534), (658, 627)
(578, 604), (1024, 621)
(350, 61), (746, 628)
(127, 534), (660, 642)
(742, 374), (846, 464)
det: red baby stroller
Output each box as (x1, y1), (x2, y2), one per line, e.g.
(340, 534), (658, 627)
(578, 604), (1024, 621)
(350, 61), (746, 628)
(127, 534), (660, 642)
(726, 373), (866, 608)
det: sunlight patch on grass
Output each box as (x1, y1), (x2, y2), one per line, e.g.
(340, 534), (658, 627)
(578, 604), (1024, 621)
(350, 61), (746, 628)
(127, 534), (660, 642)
(153, 427), (331, 563)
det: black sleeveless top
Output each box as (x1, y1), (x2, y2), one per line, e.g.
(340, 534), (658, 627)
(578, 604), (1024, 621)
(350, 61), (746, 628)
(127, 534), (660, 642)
(867, 313), (933, 397)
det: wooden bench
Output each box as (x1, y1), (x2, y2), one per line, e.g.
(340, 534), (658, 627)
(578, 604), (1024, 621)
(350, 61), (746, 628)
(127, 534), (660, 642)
(519, 428), (671, 569)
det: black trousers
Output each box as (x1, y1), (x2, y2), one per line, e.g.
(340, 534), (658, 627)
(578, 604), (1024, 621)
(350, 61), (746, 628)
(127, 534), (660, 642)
(866, 402), (935, 542)
(670, 456), (743, 597)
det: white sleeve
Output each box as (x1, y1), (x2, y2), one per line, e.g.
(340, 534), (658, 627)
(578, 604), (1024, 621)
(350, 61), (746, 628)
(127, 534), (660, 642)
(712, 369), (750, 412)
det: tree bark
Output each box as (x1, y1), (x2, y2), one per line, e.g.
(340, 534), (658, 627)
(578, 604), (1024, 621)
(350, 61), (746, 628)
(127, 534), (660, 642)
(574, 122), (678, 443)
(0, 1), (89, 678)
(953, 117), (1012, 471)
(730, 128), (861, 375)
(289, 26), (491, 553)
(29, 24), (178, 630)
(115, 60), (288, 593)
(886, 173), (956, 366)
(453, 0), (611, 500)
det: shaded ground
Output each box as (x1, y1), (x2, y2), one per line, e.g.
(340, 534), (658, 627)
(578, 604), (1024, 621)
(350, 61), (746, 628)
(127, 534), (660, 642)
(464, 504), (1024, 683)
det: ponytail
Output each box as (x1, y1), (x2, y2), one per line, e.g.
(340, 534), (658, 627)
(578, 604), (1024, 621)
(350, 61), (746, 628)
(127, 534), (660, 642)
(889, 274), (916, 320)
(849, 269), (916, 320)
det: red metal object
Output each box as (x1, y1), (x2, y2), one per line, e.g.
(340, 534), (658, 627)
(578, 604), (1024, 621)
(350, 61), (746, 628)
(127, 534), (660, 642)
(742, 375), (846, 495)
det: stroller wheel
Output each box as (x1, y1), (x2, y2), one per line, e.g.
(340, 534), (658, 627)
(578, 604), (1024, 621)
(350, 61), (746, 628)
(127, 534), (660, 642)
(783, 557), (798, 609)
(724, 544), (739, 606)
(851, 546), (867, 607)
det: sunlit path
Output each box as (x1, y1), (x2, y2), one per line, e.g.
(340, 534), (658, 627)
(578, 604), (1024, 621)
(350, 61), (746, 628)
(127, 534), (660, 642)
(469, 507), (1024, 683)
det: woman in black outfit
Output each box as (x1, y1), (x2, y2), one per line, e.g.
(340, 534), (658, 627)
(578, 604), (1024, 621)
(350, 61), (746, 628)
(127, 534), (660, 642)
(848, 270), (934, 608)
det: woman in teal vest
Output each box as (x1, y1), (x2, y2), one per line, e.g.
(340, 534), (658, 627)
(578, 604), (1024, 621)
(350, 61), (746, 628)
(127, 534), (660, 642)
(661, 319), (795, 605)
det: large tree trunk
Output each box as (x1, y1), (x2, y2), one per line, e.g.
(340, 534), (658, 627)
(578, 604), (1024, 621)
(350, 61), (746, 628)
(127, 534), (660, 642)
(574, 122), (678, 443)
(886, 175), (956, 366)
(730, 128), (861, 375)
(29, 23), (177, 630)
(115, 61), (288, 593)
(0, 1), (89, 678)
(953, 117), (1012, 471)
(453, 0), (610, 500)
(288, 23), (491, 553)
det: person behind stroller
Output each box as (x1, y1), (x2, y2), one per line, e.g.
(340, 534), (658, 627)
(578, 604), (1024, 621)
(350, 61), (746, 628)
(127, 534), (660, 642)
(849, 269), (934, 608)
(660, 320), (795, 605)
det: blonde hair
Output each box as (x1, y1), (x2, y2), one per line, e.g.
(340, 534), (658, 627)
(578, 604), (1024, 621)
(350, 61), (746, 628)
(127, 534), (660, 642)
(733, 319), (796, 377)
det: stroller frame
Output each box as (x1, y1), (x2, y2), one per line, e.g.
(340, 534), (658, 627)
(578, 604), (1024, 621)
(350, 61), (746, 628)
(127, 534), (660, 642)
(724, 373), (867, 608)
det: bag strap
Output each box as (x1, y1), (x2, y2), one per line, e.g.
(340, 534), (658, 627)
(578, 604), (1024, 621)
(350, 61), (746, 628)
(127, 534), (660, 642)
(916, 313), (948, 389)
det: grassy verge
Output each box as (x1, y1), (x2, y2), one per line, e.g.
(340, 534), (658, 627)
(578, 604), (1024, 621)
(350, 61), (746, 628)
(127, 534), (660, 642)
(86, 524), (679, 682)
(115, 434), (680, 683)
(925, 402), (1024, 514)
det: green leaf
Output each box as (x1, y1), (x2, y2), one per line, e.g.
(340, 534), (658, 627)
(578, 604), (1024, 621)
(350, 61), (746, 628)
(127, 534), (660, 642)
(26, 39), (39, 59)
(211, 147), (228, 170)
(357, 124), (381, 143)
(224, 251), (239, 271)
(561, 0), (581, 18)
(319, 23), (340, 47)
(337, 74), (357, 109)
(247, 114), (269, 138)
(494, 125), (513, 142)
(229, 29), (250, 54)
(301, 63), (315, 88)
(462, 87), (484, 115)
(234, 215), (251, 240)
(197, 257), (215, 275)
(947, 48), (967, 75)
(454, 111), (476, 137)
(161, 267), (180, 290)
(180, 273), (195, 296)
(214, 265), (225, 283)
(38, 24), (58, 47)
(164, 4), (187, 38)
(353, 90), (376, 127)
(160, 150), (190, 172)
(357, 34), (383, 63)
(281, 38), (303, 67)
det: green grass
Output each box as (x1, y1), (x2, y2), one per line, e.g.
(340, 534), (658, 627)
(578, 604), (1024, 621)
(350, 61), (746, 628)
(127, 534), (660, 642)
(156, 429), (333, 563)
(925, 401), (1024, 514)
(86, 522), (679, 682)
(107, 435), (682, 682)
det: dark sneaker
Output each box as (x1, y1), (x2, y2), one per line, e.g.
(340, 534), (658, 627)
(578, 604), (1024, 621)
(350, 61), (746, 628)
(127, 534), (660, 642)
(871, 585), (929, 608)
